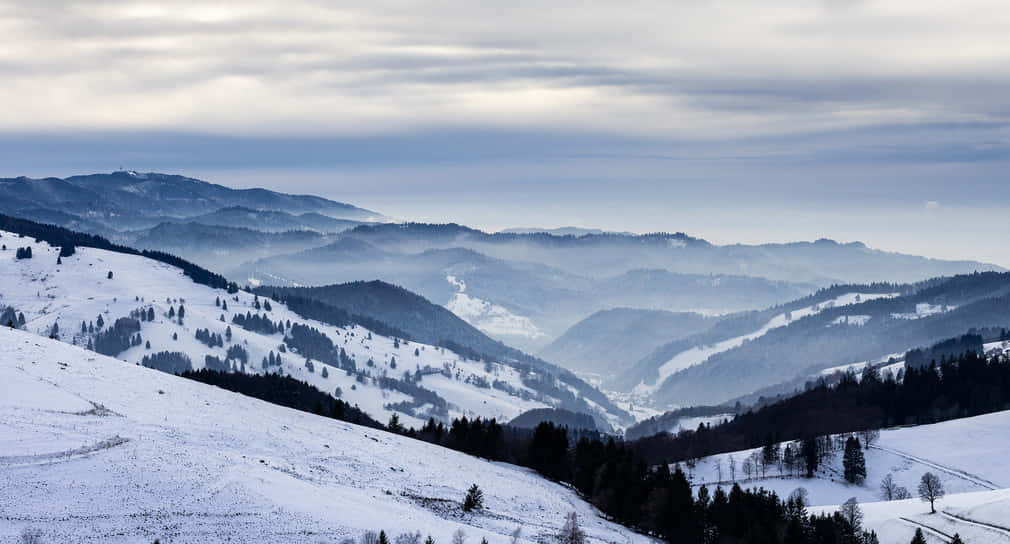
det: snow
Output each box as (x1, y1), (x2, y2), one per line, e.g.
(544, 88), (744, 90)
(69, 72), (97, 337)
(445, 275), (545, 340)
(0, 234), (575, 430)
(985, 340), (1010, 357)
(892, 302), (955, 320)
(636, 292), (898, 394)
(831, 314), (871, 326)
(685, 409), (1010, 543)
(670, 414), (734, 434)
(0, 327), (652, 544)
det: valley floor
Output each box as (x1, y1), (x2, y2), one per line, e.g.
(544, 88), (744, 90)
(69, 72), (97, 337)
(0, 327), (649, 544)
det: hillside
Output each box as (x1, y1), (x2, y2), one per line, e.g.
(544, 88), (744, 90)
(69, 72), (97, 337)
(187, 206), (367, 233)
(539, 308), (717, 385)
(612, 274), (1010, 408)
(683, 410), (1010, 544)
(0, 326), (648, 544)
(254, 281), (632, 427)
(0, 229), (628, 429)
(240, 240), (814, 353)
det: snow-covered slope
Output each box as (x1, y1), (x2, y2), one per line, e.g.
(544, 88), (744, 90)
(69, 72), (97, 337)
(685, 410), (1010, 543)
(0, 326), (649, 543)
(0, 233), (590, 429)
(634, 292), (897, 396)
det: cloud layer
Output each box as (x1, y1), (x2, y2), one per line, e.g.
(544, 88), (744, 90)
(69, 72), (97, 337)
(4, 0), (1010, 138)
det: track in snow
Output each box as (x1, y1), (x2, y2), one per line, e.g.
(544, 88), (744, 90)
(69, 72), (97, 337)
(0, 436), (129, 467)
(870, 445), (1000, 490)
(940, 511), (1010, 539)
(899, 517), (953, 543)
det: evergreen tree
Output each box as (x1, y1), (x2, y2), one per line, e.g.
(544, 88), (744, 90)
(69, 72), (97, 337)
(843, 436), (866, 484)
(379, 531), (389, 544)
(463, 484), (484, 512)
(949, 534), (965, 544)
(107, 271), (113, 279)
(801, 436), (819, 477)
(909, 528), (926, 544)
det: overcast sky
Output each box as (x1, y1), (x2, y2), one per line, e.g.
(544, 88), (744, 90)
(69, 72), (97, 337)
(3, 1), (1009, 266)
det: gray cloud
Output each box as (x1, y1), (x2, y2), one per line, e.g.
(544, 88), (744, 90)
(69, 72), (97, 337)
(3, 0), (1010, 137)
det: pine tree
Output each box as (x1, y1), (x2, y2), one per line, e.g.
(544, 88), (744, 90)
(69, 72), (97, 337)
(843, 436), (866, 484)
(107, 271), (113, 279)
(379, 531), (389, 544)
(909, 528), (926, 544)
(463, 484), (484, 512)
(949, 534), (965, 544)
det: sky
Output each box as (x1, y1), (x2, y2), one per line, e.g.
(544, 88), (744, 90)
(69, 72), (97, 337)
(2, 0), (1009, 266)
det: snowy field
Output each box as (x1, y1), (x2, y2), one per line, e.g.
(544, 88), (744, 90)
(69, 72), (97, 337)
(0, 233), (607, 429)
(0, 327), (652, 544)
(685, 411), (1010, 543)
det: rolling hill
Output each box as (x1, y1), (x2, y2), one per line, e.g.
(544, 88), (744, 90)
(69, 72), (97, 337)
(0, 326), (648, 544)
(0, 226), (629, 430)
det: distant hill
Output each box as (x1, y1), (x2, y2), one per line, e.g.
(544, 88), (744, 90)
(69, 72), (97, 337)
(0, 171), (383, 232)
(255, 281), (635, 426)
(187, 206), (367, 233)
(539, 308), (718, 385)
(633, 273), (1010, 407)
(509, 408), (602, 432)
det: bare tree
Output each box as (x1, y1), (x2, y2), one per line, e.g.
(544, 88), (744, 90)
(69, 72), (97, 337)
(714, 459), (723, 481)
(788, 487), (809, 510)
(859, 429), (880, 449)
(395, 532), (422, 544)
(362, 532), (381, 544)
(557, 512), (586, 544)
(510, 526), (522, 544)
(685, 457), (698, 479)
(452, 529), (467, 544)
(839, 497), (863, 532)
(918, 472), (945, 513)
(879, 474), (899, 501)
(729, 455), (736, 481)
(741, 457), (754, 479)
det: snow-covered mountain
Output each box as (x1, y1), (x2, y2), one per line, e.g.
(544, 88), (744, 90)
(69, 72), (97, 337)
(0, 326), (649, 544)
(683, 409), (1010, 543)
(0, 230), (627, 430)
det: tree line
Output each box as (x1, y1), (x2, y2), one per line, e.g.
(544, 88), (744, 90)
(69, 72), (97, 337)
(631, 348), (1010, 466)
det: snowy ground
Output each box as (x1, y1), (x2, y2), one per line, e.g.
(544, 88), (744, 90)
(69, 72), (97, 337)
(0, 327), (652, 544)
(0, 233), (601, 429)
(685, 410), (1010, 543)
